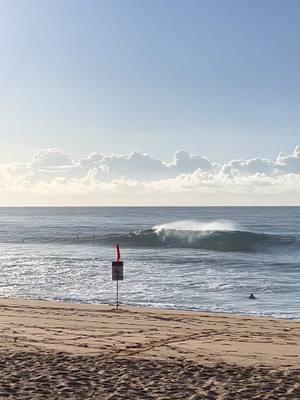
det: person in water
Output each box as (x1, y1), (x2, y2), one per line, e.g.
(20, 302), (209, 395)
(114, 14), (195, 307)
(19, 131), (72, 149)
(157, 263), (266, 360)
(249, 293), (256, 299)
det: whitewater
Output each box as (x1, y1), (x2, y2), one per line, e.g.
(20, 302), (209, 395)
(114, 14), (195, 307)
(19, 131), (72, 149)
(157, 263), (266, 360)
(0, 207), (299, 319)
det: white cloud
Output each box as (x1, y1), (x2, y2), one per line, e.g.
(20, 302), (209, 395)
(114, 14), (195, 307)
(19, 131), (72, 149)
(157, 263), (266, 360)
(221, 158), (274, 176)
(10, 149), (84, 183)
(276, 145), (300, 173)
(31, 149), (74, 169)
(169, 150), (212, 173)
(78, 150), (212, 180)
(0, 146), (299, 205)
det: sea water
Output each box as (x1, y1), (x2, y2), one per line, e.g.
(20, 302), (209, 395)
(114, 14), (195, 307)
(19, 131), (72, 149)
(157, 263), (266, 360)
(0, 207), (299, 319)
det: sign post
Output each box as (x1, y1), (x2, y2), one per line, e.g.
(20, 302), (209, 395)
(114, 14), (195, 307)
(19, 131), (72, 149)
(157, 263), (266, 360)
(112, 244), (124, 310)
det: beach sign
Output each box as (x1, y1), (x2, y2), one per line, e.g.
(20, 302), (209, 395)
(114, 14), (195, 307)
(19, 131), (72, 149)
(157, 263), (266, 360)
(112, 244), (124, 281)
(112, 244), (123, 310)
(112, 261), (124, 280)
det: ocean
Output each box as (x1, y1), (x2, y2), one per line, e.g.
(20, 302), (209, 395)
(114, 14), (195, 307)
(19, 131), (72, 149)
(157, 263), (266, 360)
(0, 207), (299, 319)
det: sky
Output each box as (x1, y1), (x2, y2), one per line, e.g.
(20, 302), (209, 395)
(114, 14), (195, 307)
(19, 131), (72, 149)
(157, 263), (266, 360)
(0, 0), (299, 205)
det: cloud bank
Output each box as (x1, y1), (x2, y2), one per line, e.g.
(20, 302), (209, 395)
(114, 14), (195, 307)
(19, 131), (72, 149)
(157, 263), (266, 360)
(0, 146), (300, 205)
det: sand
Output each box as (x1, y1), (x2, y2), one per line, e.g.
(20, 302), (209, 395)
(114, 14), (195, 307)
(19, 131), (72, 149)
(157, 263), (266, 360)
(0, 299), (299, 399)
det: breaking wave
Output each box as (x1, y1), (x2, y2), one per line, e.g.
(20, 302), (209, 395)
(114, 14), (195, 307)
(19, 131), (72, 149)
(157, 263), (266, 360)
(102, 220), (298, 252)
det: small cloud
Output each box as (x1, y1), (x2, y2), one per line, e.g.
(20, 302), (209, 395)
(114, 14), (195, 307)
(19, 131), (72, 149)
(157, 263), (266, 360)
(31, 149), (74, 169)
(170, 150), (212, 173)
(276, 145), (300, 173)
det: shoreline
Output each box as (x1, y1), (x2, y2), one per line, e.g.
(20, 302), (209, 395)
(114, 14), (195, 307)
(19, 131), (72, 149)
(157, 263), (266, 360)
(0, 298), (299, 399)
(3, 296), (299, 322)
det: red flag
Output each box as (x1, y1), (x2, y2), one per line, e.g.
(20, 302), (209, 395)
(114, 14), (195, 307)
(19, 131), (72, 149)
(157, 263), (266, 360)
(116, 243), (121, 262)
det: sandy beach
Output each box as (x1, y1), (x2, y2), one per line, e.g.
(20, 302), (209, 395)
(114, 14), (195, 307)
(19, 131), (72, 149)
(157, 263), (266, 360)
(0, 298), (299, 399)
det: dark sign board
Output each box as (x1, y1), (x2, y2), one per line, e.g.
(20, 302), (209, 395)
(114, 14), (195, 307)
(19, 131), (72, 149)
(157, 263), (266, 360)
(112, 261), (124, 281)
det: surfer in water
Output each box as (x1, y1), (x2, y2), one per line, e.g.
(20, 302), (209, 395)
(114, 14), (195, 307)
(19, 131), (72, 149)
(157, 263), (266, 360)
(249, 293), (256, 299)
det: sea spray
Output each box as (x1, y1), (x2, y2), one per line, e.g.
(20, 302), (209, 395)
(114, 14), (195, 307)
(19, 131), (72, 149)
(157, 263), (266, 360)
(153, 219), (240, 233)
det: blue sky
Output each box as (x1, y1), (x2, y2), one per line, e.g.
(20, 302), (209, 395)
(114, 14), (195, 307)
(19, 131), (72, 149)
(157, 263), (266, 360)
(0, 0), (299, 164)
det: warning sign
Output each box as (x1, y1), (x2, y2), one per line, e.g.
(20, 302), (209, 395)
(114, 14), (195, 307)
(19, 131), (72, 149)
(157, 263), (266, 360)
(112, 261), (124, 281)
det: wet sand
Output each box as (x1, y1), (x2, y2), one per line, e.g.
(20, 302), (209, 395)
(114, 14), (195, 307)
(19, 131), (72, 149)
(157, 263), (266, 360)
(0, 299), (299, 399)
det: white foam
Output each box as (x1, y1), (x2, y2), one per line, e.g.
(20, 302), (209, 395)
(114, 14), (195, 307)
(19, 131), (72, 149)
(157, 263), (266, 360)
(153, 219), (239, 233)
